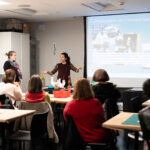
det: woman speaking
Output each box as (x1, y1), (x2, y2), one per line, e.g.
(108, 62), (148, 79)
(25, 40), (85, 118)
(42, 52), (81, 88)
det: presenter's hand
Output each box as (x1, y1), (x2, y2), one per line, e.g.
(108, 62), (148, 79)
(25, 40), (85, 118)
(41, 71), (52, 75)
(41, 71), (48, 74)
(77, 67), (82, 70)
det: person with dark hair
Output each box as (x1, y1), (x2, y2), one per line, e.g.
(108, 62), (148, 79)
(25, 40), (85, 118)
(3, 51), (22, 82)
(15, 74), (59, 144)
(0, 69), (22, 105)
(25, 74), (50, 103)
(42, 52), (81, 87)
(92, 69), (121, 104)
(63, 78), (114, 143)
(143, 79), (150, 98)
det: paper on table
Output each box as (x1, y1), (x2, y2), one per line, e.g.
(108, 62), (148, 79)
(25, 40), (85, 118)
(122, 114), (140, 126)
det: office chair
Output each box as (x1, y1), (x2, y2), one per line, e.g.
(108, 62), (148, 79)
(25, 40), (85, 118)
(138, 106), (150, 150)
(63, 115), (114, 150)
(6, 110), (49, 150)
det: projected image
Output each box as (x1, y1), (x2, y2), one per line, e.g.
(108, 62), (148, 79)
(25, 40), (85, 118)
(92, 25), (140, 53)
(87, 13), (150, 87)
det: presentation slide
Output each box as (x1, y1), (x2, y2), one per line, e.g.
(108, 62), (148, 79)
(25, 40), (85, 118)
(87, 13), (150, 87)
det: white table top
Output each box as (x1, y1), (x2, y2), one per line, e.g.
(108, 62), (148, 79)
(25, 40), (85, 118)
(49, 94), (71, 104)
(0, 109), (36, 123)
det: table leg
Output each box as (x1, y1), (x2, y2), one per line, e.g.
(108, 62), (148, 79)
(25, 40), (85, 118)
(134, 131), (139, 150)
(0, 123), (6, 150)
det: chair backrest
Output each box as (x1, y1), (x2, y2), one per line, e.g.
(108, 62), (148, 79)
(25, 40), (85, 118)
(138, 106), (150, 142)
(0, 94), (14, 109)
(30, 109), (49, 139)
(0, 94), (7, 104)
(63, 115), (84, 150)
(103, 98), (119, 120)
(17, 101), (50, 130)
(130, 95), (148, 112)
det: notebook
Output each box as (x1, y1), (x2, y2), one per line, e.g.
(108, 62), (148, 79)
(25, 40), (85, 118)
(122, 114), (140, 126)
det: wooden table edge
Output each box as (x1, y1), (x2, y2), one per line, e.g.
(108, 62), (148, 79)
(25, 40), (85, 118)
(0, 110), (36, 123)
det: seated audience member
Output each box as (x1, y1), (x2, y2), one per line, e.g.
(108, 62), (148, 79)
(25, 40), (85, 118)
(63, 78), (114, 143)
(14, 74), (58, 143)
(25, 74), (50, 103)
(0, 69), (22, 106)
(125, 79), (149, 113)
(143, 79), (150, 99)
(92, 69), (121, 104)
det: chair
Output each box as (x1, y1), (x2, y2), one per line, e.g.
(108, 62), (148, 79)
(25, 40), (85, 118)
(130, 95), (148, 113)
(126, 95), (148, 149)
(138, 106), (150, 150)
(103, 98), (119, 120)
(0, 94), (14, 109)
(6, 110), (49, 150)
(63, 116), (113, 150)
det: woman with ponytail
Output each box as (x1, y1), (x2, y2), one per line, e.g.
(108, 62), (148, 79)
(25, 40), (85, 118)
(0, 69), (22, 106)
(3, 51), (22, 83)
(42, 52), (82, 87)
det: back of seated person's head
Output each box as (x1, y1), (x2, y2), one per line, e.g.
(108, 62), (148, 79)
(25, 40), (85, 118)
(143, 79), (150, 98)
(2, 69), (16, 83)
(92, 69), (109, 82)
(28, 74), (42, 93)
(73, 78), (94, 100)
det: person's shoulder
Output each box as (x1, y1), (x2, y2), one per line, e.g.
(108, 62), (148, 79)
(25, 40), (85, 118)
(92, 83), (102, 89)
(4, 60), (10, 65)
(90, 98), (102, 106)
(57, 63), (61, 66)
(91, 97), (100, 103)
(1, 82), (16, 89)
(66, 99), (77, 106)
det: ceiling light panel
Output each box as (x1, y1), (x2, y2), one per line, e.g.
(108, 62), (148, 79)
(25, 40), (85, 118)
(0, 0), (10, 5)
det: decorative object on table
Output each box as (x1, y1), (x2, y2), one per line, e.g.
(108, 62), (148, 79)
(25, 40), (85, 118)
(40, 75), (45, 87)
(53, 89), (71, 98)
(90, 81), (95, 86)
(67, 76), (71, 89)
(51, 77), (65, 89)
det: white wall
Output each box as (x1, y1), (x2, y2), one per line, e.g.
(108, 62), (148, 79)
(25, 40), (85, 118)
(30, 18), (84, 86)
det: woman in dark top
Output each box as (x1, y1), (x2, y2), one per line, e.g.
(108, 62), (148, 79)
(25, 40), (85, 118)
(92, 69), (121, 119)
(3, 51), (22, 82)
(92, 69), (121, 104)
(42, 52), (81, 88)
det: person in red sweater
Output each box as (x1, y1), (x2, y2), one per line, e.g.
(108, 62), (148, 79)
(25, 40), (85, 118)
(25, 74), (50, 103)
(63, 78), (114, 143)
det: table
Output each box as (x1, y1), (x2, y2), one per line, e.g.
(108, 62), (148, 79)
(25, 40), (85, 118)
(142, 99), (150, 107)
(0, 109), (36, 123)
(0, 109), (36, 149)
(49, 94), (71, 104)
(102, 112), (141, 131)
(102, 112), (141, 150)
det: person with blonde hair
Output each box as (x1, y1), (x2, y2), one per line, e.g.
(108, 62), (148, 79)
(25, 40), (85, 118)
(3, 51), (22, 82)
(63, 78), (114, 143)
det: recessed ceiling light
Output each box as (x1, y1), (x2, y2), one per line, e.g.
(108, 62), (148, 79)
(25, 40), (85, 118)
(118, 1), (124, 5)
(18, 4), (30, 8)
(0, 0), (10, 5)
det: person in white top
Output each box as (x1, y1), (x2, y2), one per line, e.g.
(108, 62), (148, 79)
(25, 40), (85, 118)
(0, 69), (22, 106)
